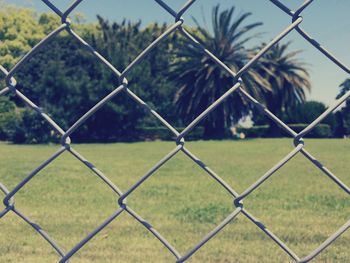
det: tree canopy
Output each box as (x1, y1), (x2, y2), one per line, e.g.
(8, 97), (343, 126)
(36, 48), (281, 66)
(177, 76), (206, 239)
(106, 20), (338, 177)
(2, 4), (348, 143)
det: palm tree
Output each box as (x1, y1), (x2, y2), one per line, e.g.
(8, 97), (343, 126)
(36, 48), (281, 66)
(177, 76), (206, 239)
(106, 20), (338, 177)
(171, 5), (269, 138)
(257, 42), (311, 134)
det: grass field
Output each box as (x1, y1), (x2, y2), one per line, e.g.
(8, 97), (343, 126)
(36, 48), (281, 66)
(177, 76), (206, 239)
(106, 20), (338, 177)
(0, 139), (349, 262)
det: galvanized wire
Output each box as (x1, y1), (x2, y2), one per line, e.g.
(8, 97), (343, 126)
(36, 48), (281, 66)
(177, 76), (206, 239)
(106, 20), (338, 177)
(0, 0), (349, 262)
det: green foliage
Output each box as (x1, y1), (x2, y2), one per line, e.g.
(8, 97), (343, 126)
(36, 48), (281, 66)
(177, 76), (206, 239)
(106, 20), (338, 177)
(288, 123), (332, 138)
(37, 13), (62, 34)
(238, 123), (331, 138)
(170, 6), (311, 138)
(237, 125), (269, 138)
(138, 126), (204, 141)
(0, 96), (16, 140)
(252, 43), (311, 136)
(0, 5), (343, 143)
(254, 101), (336, 136)
(0, 6), (47, 68)
(170, 5), (268, 138)
(284, 101), (335, 127)
(336, 79), (350, 136)
(1, 11), (180, 143)
(3, 108), (59, 144)
(259, 42), (311, 114)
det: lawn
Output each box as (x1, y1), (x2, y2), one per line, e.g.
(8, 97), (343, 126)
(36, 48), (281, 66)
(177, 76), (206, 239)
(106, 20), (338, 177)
(0, 139), (349, 262)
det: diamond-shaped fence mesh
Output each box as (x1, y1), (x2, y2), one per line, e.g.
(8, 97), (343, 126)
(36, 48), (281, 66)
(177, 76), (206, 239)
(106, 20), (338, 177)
(0, 0), (349, 262)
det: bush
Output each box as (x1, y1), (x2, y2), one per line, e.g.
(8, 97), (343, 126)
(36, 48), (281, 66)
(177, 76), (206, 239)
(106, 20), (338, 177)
(237, 125), (269, 138)
(237, 123), (332, 138)
(3, 108), (60, 144)
(138, 126), (204, 141)
(0, 97), (17, 140)
(288, 123), (332, 138)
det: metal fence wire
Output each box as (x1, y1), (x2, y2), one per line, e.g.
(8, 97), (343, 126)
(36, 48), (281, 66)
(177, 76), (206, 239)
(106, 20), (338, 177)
(0, 0), (350, 262)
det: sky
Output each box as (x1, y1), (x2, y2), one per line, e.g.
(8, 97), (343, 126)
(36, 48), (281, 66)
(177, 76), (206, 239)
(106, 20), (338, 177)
(5, 0), (350, 106)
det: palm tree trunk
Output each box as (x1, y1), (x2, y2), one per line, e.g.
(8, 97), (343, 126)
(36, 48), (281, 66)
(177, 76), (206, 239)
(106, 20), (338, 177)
(203, 104), (226, 139)
(267, 118), (281, 137)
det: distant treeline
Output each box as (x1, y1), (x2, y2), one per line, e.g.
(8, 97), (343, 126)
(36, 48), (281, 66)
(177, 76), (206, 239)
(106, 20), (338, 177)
(0, 6), (349, 143)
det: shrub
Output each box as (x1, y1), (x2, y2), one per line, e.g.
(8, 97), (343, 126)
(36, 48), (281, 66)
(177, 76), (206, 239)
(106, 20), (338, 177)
(3, 108), (60, 144)
(237, 123), (331, 138)
(288, 123), (332, 138)
(0, 97), (16, 140)
(138, 126), (205, 141)
(237, 125), (269, 138)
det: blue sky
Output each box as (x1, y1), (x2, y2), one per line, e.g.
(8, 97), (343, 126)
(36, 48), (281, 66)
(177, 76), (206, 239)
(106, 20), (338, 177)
(6, 0), (350, 106)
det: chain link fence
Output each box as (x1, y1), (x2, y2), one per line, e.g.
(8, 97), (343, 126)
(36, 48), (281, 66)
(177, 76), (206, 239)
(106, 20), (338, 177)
(0, 0), (349, 262)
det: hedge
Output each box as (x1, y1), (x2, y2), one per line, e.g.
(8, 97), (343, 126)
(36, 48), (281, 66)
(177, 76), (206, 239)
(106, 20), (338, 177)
(288, 124), (332, 138)
(137, 126), (205, 141)
(237, 123), (332, 138)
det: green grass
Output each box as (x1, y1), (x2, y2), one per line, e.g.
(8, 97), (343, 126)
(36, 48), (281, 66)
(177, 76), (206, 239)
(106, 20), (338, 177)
(0, 139), (349, 262)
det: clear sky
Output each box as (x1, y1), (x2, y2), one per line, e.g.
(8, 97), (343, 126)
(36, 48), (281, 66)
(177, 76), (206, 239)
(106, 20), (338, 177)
(6, 0), (350, 106)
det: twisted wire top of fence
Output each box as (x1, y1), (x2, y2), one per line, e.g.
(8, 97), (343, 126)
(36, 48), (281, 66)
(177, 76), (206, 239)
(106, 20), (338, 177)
(1, 0), (349, 262)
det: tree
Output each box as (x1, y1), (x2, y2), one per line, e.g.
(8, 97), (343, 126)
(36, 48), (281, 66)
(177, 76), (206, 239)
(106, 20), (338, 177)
(336, 79), (350, 136)
(285, 101), (336, 132)
(6, 12), (180, 143)
(254, 42), (311, 134)
(0, 6), (46, 68)
(170, 5), (269, 138)
(94, 17), (179, 126)
(0, 5), (89, 69)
